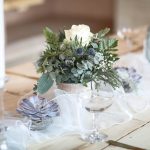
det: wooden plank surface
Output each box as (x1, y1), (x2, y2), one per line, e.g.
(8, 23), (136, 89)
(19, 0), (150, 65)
(28, 119), (146, 150)
(134, 109), (150, 123)
(5, 0), (44, 11)
(5, 74), (36, 96)
(104, 145), (126, 150)
(29, 135), (108, 150)
(3, 93), (21, 112)
(81, 119), (145, 150)
(118, 122), (150, 150)
(6, 62), (39, 80)
(104, 121), (150, 150)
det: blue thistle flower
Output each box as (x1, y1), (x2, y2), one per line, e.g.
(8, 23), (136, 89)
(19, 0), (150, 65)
(88, 48), (95, 56)
(76, 48), (83, 56)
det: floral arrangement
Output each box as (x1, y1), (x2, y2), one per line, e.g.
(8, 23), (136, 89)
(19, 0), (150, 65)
(115, 67), (142, 93)
(34, 25), (121, 94)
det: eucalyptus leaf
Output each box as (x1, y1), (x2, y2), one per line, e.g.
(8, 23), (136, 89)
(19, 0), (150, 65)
(73, 73), (79, 77)
(91, 43), (98, 48)
(46, 65), (53, 72)
(77, 69), (83, 74)
(71, 68), (77, 74)
(63, 75), (69, 81)
(37, 73), (54, 94)
(94, 57), (99, 64)
(81, 60), (88, 70)
(95, 53), (103, 61)
(77, 63), (85, 70)
(86, 61), (93, 70)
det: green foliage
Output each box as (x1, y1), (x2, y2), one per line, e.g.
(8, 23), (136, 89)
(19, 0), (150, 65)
(37, 73), (54, 94)
(34, 27), (121, 94)
(43, 27), (59, 51)
(97, 28), (110, 38)
(58, 30), (65, 42)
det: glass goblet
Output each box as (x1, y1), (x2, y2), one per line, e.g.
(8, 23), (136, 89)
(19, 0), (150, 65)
(82, 89), (113, 143)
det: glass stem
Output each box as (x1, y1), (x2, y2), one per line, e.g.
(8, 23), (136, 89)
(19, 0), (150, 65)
(93, 112), (99, 132)
(90, 81), (94, 100)
(90, 81), (93, 91)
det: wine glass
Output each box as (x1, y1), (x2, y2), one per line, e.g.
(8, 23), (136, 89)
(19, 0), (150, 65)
(82, 86), (114, 143)
(117, 28), (133, 48)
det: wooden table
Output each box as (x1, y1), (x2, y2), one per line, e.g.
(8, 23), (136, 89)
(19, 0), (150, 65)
(5, 0), (44, 11)
(3, 26), (150, 150)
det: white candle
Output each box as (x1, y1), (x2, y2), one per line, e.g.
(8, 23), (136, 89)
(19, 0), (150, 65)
(0, 0), (5, 88)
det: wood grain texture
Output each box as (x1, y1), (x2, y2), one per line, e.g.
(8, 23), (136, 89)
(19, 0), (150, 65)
(118, 122), (150, 150)
(6, 62), (39, 79)
(134, 109), (150, 123)
(103, 145), (127, 150)
(28, 119), (145, 150)
(3, 92), (21, 114)
(5, 74), (36, 96)
(29, 135), (108, 150)
(5, 0), (44, 11)
(105, 122), (150, 150)
(103, 119), (144, 141)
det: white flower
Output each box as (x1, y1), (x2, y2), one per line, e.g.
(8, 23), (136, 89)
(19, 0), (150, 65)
(64, 24), (93, 46)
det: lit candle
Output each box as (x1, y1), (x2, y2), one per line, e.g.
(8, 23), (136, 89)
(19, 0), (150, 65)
(0, 0), (5, 88)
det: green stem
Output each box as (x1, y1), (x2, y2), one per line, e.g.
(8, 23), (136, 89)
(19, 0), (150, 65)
(90, 81), (93, 91)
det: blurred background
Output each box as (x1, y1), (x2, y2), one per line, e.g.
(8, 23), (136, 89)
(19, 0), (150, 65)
(4, 0), (150, 67)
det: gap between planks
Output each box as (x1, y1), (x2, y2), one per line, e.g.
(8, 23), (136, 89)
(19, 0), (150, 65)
(6, 71), (38, 80)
